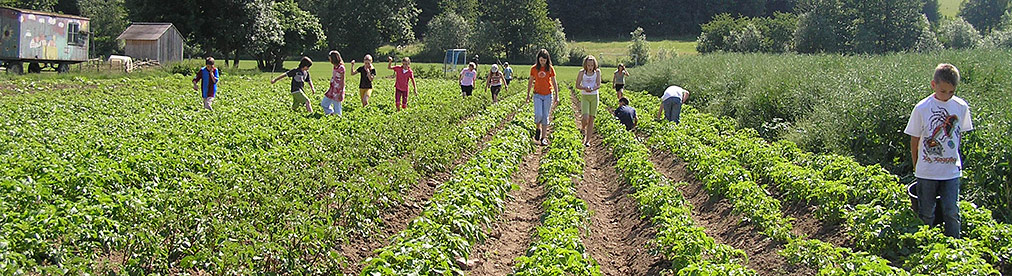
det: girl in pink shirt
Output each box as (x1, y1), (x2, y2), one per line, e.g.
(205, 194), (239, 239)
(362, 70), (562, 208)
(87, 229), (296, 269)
(388, 56), (417, 111)
(321, 51), (346, 116)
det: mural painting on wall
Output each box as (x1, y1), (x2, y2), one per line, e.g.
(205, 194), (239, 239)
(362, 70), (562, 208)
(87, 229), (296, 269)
(18, 13), (87, 60)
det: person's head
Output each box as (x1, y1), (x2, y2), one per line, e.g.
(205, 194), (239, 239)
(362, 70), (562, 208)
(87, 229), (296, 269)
(328, 50), (342, 66)
(504, 62), (510, 68)
(619, 97), (629, 106)
(364, 54), (373, 65)
(931, 63), (960, 102)
(402, 57), (411, 67)
(468, 62), (476, 70)
(618, 63), (625, 71)
(491, 64), (499, 73)
(582, 55), (599, 72)
(535, 49), (552, 71)
(299, 56), (313, 70)
(205, 57), (215, 68)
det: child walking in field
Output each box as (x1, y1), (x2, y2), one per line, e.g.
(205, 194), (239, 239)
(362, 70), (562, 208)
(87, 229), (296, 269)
(460, 62), (478, 97)
(503, 62), (514, 86)
(388, 56), (417, 111)
(350, 54), (377, 107)
(526, 49), (559, 146)
(192, 57), (219, 111)
(904, 63), (973, 238)
(486, 64), (507, 103)
(576, 55), (602, 146)
(613, 63), (630, 99)
(271, 57), (316, 112)
(321, 51), (346, 116)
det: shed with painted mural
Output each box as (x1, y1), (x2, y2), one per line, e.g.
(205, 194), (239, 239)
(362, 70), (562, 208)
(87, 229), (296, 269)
(0, 6), (90, 74)
(117, 23), (182, 65)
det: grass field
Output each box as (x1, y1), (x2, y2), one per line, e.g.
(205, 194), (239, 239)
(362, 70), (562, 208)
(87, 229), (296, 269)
(940, 0), (963, 18)
(568, 38), (699, 64)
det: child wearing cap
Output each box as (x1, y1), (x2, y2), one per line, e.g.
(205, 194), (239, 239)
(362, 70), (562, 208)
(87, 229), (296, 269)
(486, 64), (507, 103)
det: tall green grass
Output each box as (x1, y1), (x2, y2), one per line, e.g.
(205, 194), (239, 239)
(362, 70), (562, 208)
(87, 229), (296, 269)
(625, 50), (1012, 222)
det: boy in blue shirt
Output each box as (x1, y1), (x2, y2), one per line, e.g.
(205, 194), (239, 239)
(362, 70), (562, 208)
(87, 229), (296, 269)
(192, 57), (219, 111)
(614, 97), (638, 130)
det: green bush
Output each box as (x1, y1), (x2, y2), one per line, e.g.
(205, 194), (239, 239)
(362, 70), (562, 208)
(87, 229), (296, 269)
(697, 13), (798, 54)
(624, 50), (1012, 222)
(938, 18), (983, 49)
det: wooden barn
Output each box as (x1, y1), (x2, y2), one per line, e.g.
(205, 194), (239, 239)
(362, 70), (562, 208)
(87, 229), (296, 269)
(117, 23), (182, 64)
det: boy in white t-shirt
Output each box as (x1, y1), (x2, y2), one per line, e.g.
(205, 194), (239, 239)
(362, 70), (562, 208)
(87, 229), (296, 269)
(903, 63), (973, 238)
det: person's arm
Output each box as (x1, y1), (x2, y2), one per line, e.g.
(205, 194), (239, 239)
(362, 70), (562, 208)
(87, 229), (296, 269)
(271, 72), (287, 84)
(683, 91), (689, 102)
(502, 75), (508, 91)
(657, 103), (664, 119)
(595, 69), (602, 91)
(526, 76), (534, 102)
(624, 70), (630, 76)
(611, 72), (616, 86)
(387, 57), (395, 69)
(910, 136), (920, 170)
(367, 68), (376, 81)
(211, 68), (219, 83)
(551, 76), (559, 107)
(307, 75), (316, 93)
(349, 61), (358, 75)
(411, 75), (417, 94)
(575, 70), (585, 91)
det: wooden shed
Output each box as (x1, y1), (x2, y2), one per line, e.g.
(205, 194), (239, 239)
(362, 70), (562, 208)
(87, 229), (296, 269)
(117, 23), (182, 64)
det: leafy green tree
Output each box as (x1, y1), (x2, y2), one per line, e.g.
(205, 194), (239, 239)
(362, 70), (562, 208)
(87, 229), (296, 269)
(628, 27), (650, 66)
(422, 12), (472, 58)
(923, 0), (940, 23)
(938, 17), (982, 49)
(0, 0), (58, 11)
(253, 0), (323, 71)
(310, 0), (418, 57)
(851, 0), (926, 54)
(479, 0), (567, 64)
(794, 0), (854, 53)
(959, 0), (1012, 34)
(79, 0), (130, 58)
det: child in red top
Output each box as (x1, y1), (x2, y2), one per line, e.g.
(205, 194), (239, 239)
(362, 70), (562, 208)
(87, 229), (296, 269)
(321, 50), (346, 116)
(388, 56), (417, 111)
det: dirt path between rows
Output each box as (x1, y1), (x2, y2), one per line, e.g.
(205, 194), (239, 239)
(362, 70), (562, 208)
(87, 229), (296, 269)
(648, 149), (813, 276)
(572, 93), (664, 276)
(338, 107), (523, 275)
(467, 144), (548, 275)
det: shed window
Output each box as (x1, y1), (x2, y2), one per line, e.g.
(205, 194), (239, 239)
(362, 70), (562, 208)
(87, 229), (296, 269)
(67, 23), (86, 46)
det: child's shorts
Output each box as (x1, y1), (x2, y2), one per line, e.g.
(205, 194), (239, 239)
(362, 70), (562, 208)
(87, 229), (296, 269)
(291, 91), (310, 110)
(461, 85), (474, 96)
(359, 88), (373, 98)
(490, 85), (502, 98)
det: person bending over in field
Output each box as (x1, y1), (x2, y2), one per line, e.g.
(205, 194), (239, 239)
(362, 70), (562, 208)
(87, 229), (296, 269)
(388, 56), (417, 111)
(526, 48), (559, 146)
(193, 57), (219, 111)
(485, 64), (507, 103)
(613, 63), (630, 99)
(614, 97), (638, 131)
(904, 63), (973, 238)
(271, 57), (316, 113)
(460, 62), (478, 97)
(350, 55), (377, 107)
(656, 85), (689, 124)
(321, 50), (346, 116)
(576, 55), (602, 147)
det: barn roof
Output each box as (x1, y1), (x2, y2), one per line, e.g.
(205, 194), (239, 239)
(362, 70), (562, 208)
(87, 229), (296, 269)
(0, 6), (90, 20)
(117, 23), (178, 41)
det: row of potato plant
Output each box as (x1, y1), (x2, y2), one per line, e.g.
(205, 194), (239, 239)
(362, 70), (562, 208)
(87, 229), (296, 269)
(623, 89), (1000, 275)
(0, 75), (515, 274)
(359, 106), (535, 275)
(510, 96), (602, 275)
(594, 95), (755, 275)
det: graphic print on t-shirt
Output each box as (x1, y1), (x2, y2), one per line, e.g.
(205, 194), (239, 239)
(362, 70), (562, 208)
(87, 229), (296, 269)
(923, 106), (960, 163)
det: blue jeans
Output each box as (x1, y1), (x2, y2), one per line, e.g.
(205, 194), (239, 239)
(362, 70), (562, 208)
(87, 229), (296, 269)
(663, 97), (682, 123)
(533, 93), (553, 125)
(917, 177), (961, 238)
(321, 97), (342, 116)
